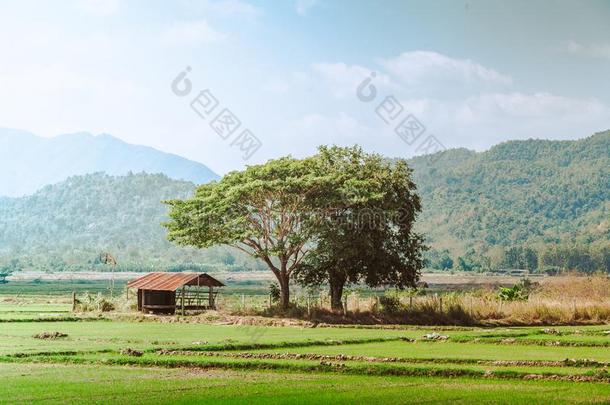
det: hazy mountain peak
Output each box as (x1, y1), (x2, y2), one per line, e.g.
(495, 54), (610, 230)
(0, 128), (219, 197)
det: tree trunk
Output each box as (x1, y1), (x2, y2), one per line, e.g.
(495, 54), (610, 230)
(261, 255), (291, 310)
(277, 272), (290, 310)
(329, 271), (347, 312)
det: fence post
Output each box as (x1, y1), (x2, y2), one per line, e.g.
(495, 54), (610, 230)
(439, 296), (443, 314)
(573, 299), (576, 317)
(209, 286), (215, 309)
(409, 295), (413, 309)
(72, 291), (76, 312)
(181, 286), (185, 316)
(307, 295), (311, 317)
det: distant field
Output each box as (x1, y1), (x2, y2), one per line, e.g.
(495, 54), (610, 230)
(0, 279), (126, 296)
(0, 275), (274, 297)
(4, 271), (531, 293)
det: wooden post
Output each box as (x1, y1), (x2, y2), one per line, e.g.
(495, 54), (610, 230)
(439, 296), (443, 314)
(269, 293), (272, 309)
(573, 299), (576, 315)
(125, 287), (129, 300)
(181, 286), (185, 316)
(196, 277), (201, 310)
(307, 295), (311, 317)
(71, 291), (76, 312)
(409, 295), (413, 309)
(208, 286), (214, 309)
(110, 270), (114, 299)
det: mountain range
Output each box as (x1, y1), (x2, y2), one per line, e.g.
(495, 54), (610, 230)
(0, 128), (219, 197)
(409, 130), (609, 258)
(0, 128), (608, 271)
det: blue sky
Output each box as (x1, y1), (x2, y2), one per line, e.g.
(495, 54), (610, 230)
(1, 0), (609, 173)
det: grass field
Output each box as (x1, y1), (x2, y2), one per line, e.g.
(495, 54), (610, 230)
(6, 363), (610, 404)
(2, 285), (610, 403)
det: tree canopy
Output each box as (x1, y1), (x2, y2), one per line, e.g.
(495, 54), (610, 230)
(293, 146), (426, 310)
(165, 155), (328, 308)
(165, 146), (426, 309)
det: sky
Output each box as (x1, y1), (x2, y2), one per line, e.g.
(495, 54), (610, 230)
(0, 0), (609, 174)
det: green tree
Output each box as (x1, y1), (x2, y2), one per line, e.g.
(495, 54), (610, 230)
(522, 248), (538, 271)
(438, 252), (454, 270)
(539, 243), (608, 273)
(426, 249), (454, 270)
(164, 156), (325, 309)
(457, 249), (484, 272)
(293, 146), (426, 311)
(502, 246), (538, 271)
(219, 251), (236, 266)
(0, 258), (21, 284)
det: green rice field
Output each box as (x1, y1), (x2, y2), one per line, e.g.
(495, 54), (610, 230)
(1, 296), (610, 404)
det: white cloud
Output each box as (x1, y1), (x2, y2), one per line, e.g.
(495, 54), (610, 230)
(296, 52), (609, 153)
(293, 112), (368, 138)
(295, 0), (318, 16)
(310, 62), (392, 98)
(379, 51), (513, 89)
(0, 62), (140, 139)
(0, 64), (112, 94)
(161, 20), (225, 45)
(455, 92), (607, 124)
(180, 0), (262, 19)
(79, 0), (121, 16)
(310, 52), (513, 102)
(271, 112), (381, 157)
(261, 79), (291, 94)
(210, 0), (262, 17)
(559, 40), (610, 60)
(395, 92), (610, 150)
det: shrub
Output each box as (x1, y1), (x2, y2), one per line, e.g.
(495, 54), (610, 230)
(75, 292), (116, 312)
(379, 296), (402, 314)
(269, 283), (281, 304)
(498, 279), (537, 301)
(498, 285), (527, 301)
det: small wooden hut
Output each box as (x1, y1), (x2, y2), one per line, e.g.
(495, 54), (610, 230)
(127, 272), (225, 314)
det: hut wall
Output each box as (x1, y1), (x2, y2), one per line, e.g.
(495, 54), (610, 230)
(141, 290), (176, 314)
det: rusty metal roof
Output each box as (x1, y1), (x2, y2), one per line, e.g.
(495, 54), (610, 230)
(127, 272), (225, 291)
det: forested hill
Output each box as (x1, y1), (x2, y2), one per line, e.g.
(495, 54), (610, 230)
(409, 131), (609, 265)
(0, 173), (258, 272)
(0, 132), (607, 272)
